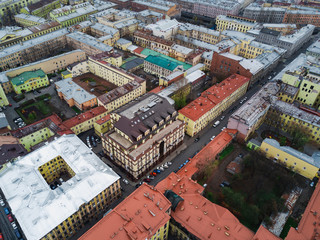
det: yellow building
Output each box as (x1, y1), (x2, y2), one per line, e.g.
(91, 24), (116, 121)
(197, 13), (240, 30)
(115, 38), (132, 51)
(266, 100), (320, 142)
(179, 74), (249, 137)
(0, 84), (9, 107)
(0, 0), (40, 18)
(94, 115), (111, 136)
(281, 72), (301, 87)
(216, 15), (257, 33)
(61, 70), (72, 79)
(261, 138), (320, 180)
(0, 134), (121, 240)
(88, 56), (135, 86)
(10, 69), (49, 94)
(14, 13), (46, 27)
(277, 82), (299, 104)
(63, 106), (108, 135)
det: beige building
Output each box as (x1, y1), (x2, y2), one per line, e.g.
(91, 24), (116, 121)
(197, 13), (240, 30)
(90, 22), (120, 46)
(144, 55), (183, 78)
(0, 50), (86, 93)
(66, 32), (113, 56)
(102, 93), (185, 179)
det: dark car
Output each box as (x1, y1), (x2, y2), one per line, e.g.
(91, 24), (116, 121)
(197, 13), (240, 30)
(91, 136), (97, 147)
(143, 178), (151, 183)
(7, 214), (13, 222)
(98, 151), (105, 158)
(14, 229), (22, 239)
(220, 181), (231, 188)
(4, 207), (10, 215)
(194, 137), (200, 142)
(154, 169), (161, 174)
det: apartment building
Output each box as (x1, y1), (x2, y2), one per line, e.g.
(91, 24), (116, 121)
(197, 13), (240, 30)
(94, 114), (111, 136)
(131, 0), (180, 17)
(283, 10), (320, 27)
(266, 99), (320, 142)
(243, 3), (286, 23)
(79, 183), (171, 240)
(66, 32), (113, 56)
(0, 0), (40, 21)
(19, 0), (61, 18)
(90, 22), (120, 46)
(11, 114), (72, 151)
(179, 74), (249, 137)
(0, 84), (9, 107)
(216, 15), (257, 33)
(0, 50), (86, 94)
(10, 69), (49, 94)
(146, 19), (180, 40)
(0, 135), (27, 165)
(261, 138), (320, 180)
(63, 106), (108, 135)
(136, 9), (164, 24)
(0, 134), (120, 240)
(14, 13), (46, 27)
(0, 28), (68, 70)
(144, 55), (183, 78)
(227, 82), (280, 141)
(306, 38), (320, 59)
(175, 0), (243, 19)
(133, 30), (174, 54)
(102, 93), (184, 179)
(0, 113), (11, 136)
(247, 24), (315, 57)
(55, 78), (97, 111)
(50, 3), (98, 27)
(97, 79), (146, 113)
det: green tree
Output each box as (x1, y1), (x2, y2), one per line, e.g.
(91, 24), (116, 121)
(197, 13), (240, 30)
(289, 124), (310, 150)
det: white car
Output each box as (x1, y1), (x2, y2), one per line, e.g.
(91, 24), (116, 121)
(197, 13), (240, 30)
(167, 161), (172, 166)
(210, 135), (216, 141)
(220, 116), (225, 120)
(122, 179), (129, 185)
(221, 127), (226, 131)
(11, 222), (17, 229)
(0, 198), (5, 207)
(163, 164), (169, 169)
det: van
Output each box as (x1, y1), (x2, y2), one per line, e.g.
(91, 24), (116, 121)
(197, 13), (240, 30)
(213, 121), (220, 128)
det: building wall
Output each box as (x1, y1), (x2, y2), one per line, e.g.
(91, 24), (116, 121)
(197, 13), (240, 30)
(57, 91), (97, 111)
(296, 79), (320, 109)
(103, 120), (184, 179)
(144, 60), (180, 78)
(0, 0), (39, 19)
(94, 119), (112, 136)
(265, 106), (320, 142)
(283, 12), (320, 27)
(260, 140), (319, 180)
(0, 84), (9, 107)
(179, 80), (249, 137)
(12, 73), (49, 94)
(14, 16), (45, 27)
(69, 111), (108, 135)
(66, 35), (105, 56)
(19, 127), (55, 151)
(41, 180), (121, 240)
(216, 16), (256, 33)
(243, 7), (285, 23)
(88, 58), (134, 86)
(68, 60), (89, 77)
(98, 82), (146, 113)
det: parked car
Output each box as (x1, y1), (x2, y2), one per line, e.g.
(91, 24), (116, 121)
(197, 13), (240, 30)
(0, 198), (4, 207)
(194, 137), (200, 142)
(157, 167), (164, 171)
(135, 182), (143, 188)
(220, 115), (225, 120)
(143, 178), (151, 183)
(220, 181), (231, 188)
(150, 172), (157, 176)
(11, 221), (18, 229)
(14, 229), (22, 239)
(210, 135), (216, 141)
(163, 164), (169, 169)
(4, 207), (10, 215)
(0, 233), (3, 240)
(148, 175), (155, 180)
(122, 179), (129, 185)
(213, 121), (220, 128)
(91, 136), (97, 147)
(221, 127), (226, 131)
(154, 169), (161, 174)
(7, 214), (13, 222)
(167, 161), (172, 166)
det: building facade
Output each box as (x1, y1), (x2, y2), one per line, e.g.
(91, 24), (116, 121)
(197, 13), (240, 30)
(179, 74), (249, 137)
(144, 55), (184, 78)
(14, 13), (46, 27)
(0, 134), (121, 240)
(243, 4), (286, 23)
(102, 93), (185, 179)
(10, 69), (49, 94)
(216, 15), (257, 33)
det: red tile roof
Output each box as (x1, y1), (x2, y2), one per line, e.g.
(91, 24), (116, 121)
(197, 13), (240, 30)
(149, 86), (164, 93)
(177, 129), (236, 178)
(79, 183), (171, 240)
(95, 114), (110, 125)
(133, 47), (145, 54)
(179, 74), (249, 121)
(63, 106), (107, 128)
(286, 182), (320, 240)
(252, 225), (280, 240)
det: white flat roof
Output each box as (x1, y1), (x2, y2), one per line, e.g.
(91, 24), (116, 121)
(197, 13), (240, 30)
(55, 78), (96, 104)
(0, 134), (120, 240)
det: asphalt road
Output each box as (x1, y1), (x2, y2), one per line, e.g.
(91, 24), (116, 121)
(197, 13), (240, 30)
(0, 191), (19, 240)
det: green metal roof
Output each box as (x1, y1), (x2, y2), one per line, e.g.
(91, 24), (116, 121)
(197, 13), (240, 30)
(145, 55), (180, 71)
(10, 69), (46, 86)
(141, 48), (192, 70)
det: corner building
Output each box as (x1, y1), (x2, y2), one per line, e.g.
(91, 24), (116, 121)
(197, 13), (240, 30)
(0, 134), (121, 240)
(102, 93), (185, 179)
